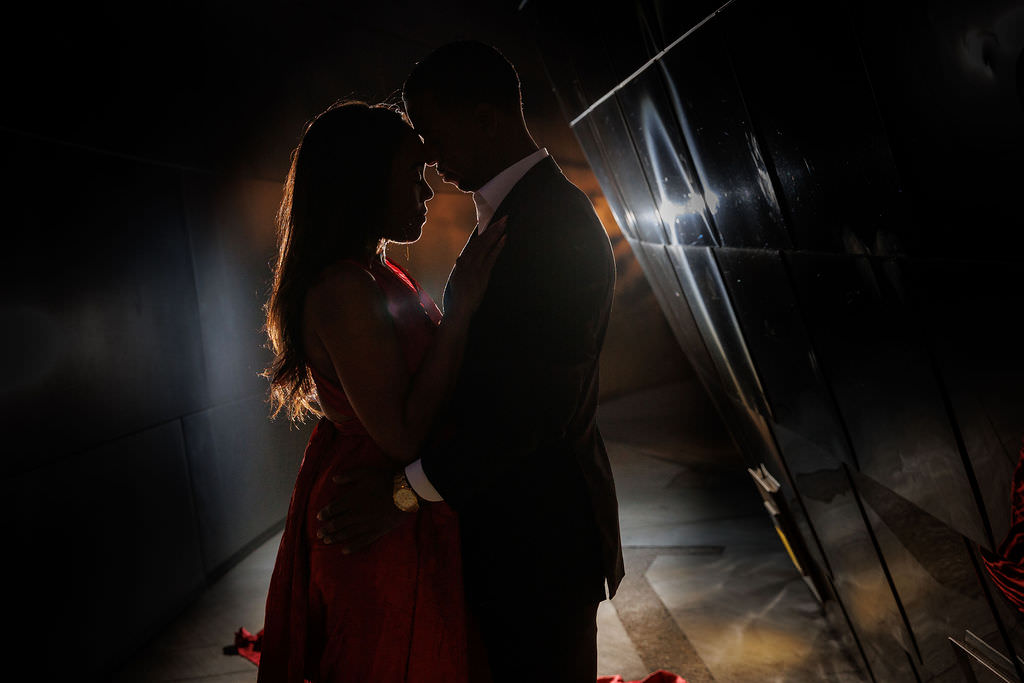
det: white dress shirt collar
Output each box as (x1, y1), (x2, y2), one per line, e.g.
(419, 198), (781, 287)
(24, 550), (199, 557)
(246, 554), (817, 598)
(473, 147), (549, 234)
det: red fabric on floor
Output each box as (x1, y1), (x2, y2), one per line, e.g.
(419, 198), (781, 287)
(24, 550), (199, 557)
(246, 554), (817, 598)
(980, 441), (1024, 614)
(234, 627), (262, 667)
(598, 671), (687, 683)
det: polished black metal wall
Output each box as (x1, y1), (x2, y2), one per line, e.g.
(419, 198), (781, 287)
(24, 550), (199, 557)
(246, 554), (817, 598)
(530, 0), (1024, 680)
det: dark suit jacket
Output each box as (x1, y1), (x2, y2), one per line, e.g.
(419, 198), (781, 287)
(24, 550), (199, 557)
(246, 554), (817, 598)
(422, 156), (624, 606)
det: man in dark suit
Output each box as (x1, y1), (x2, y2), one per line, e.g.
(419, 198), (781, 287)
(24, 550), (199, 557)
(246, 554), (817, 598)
(319, 41), (623, 681)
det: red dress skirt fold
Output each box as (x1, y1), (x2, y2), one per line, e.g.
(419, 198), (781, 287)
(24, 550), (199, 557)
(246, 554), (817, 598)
(257, 259), (471, 683)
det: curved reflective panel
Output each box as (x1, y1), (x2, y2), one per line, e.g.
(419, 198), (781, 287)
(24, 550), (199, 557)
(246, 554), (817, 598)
(785, 252), (988, 547)
(665, 245), (775, 461)
(628, 240), (719, 391)
(643, 0), (734, 50)
(617, 70), (717, 246)
(721, 0), (908, 254)
(853, 470), (1015, 677)
(535, 1), (1024, 677)
(658, 18), (791, 249)
(847, 0), (1024, 259)
(796, 465), (923, 681)
(581, 97), (670, 245)
(715, 248), (855, 472)
(900, 258), (1024, 547)
(572, 118), (640, 241)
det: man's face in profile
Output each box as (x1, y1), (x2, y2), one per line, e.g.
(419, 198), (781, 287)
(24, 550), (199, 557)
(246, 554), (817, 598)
(404, 92), (485, 193)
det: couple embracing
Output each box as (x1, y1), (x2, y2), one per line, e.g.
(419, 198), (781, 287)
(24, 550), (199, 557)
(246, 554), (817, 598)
(259, 41), (624, 683)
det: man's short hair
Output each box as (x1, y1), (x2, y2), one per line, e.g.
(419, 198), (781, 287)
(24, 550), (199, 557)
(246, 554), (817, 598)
(403, 41), (522, 115)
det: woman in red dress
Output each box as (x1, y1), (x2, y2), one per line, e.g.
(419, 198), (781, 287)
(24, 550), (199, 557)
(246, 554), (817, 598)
(257, 101), (505, 683)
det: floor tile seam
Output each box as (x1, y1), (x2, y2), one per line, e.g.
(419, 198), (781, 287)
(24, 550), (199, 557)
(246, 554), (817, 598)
(605, 443), (739, 463)
(622, 544), (726, 554)
(613, 571), (717, 681)
(620, 512), (770, 526)
(615, 547), (718, 679)
(618, 483), (758, 494)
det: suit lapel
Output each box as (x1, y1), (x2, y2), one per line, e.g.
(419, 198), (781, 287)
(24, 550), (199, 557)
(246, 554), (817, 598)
(484, 156), (559, 232)
(442, 157), (563, 312)
(442, 225), (481, 313)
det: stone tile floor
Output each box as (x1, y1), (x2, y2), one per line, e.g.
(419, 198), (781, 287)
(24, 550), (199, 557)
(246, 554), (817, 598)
(113, 380), (867, 682)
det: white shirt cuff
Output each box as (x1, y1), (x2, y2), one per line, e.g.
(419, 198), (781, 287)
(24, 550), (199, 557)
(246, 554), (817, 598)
(405, 459), (443, 502)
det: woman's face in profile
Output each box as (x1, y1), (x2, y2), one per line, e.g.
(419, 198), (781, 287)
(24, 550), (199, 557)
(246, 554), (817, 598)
(383, 130), (434, 244)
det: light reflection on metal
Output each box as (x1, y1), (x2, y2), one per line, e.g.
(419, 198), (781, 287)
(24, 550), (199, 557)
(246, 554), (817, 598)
(744, 128), (785, 227)
(638, 94), (714, 244)
(568, 0), (739, 128)
(655, 189), (721, 224)
(658, 196), (707, 225)
(705, 188), (721, 215)
(662, 80), (779, 247)
(667, 247), (747, 410)
(623, 206), (639, 235)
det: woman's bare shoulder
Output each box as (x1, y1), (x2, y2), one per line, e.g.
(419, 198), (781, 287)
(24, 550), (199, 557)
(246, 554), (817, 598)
(307, 261), (381, 311)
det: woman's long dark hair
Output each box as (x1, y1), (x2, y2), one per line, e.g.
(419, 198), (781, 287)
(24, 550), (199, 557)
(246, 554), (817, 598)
(264, 100), (412, 423)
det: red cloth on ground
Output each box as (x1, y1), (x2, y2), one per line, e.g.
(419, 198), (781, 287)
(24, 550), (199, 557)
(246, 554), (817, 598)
(233, 627), (262, 667)
(598, 674), (687, 683)
(981, 441), (1024, 614)
(256, 259), (471, 683)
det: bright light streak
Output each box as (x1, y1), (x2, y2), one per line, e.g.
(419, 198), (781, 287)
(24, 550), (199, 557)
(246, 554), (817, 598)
(658, 195), (706, 225)
(657, 188), (721, 228)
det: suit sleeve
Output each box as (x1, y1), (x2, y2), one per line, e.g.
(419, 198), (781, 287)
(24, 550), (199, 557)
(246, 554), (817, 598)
(420, 197), (614, 509)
